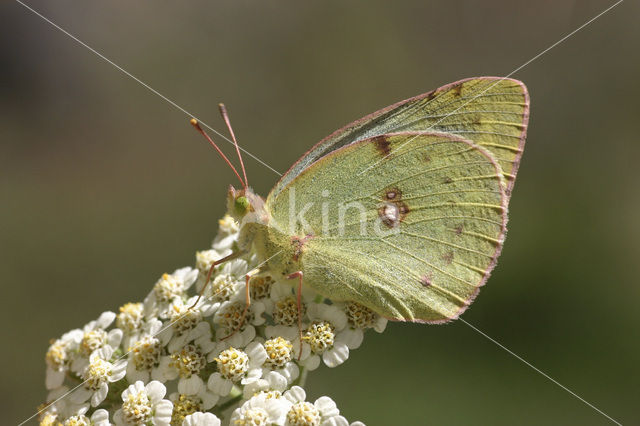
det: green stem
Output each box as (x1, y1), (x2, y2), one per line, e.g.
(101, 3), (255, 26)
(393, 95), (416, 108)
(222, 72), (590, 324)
(294, 366), (308, 388)
(214, 387), (243, 413)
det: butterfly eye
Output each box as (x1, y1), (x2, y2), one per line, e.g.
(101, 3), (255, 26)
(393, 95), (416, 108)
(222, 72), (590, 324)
(234, 196), (250, 215)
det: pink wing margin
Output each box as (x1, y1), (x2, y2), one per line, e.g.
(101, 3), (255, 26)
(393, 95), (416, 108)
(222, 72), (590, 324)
(398, 136), (510, 324)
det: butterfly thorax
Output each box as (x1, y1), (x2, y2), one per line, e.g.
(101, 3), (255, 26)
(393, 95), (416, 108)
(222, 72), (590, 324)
(240, 222), (307, 278)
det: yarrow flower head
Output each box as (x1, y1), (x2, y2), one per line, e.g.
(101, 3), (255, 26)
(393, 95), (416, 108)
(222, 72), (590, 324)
(45, 329), (83, 390)
(207, 342), (266, 397)
(71, 346), (127, 407)
(39, 386), (90, 425)
(39, 395), (110, 426)
(170, 393), (219, 425)
(117, 302), (144, 335)
(114, 380), (173, 426)
(283, 386), (354, 426)
(301, 303), (352, 369)
(255, 336), (300, 392)
(342, 301), (387, 333)
(169, 327), (218, 400)
(144, 267), (198, 319)
(125, 318), (176, 384)
(64, 311), (123, 376)
(38, 215), (373, 425)
(229, 391), (290, 426)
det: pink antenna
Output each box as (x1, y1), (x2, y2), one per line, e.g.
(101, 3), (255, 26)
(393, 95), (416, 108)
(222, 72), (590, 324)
(218, 103), (248, 188)
(190, 118), (246, 189)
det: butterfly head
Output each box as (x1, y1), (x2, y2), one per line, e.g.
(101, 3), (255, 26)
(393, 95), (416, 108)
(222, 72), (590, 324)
(227, 185), (269, 225)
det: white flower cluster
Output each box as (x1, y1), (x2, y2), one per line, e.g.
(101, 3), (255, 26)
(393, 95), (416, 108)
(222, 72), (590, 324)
(40, 215), (386, 426)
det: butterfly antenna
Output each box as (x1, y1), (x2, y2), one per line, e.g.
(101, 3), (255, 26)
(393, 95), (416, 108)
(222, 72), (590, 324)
(218, 103), (248, 189)
(190, 118), (246, 188)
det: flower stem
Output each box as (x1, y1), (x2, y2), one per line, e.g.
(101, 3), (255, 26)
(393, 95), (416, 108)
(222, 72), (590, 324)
(295, 366), (308, 388)
(214, 387), (243, 414)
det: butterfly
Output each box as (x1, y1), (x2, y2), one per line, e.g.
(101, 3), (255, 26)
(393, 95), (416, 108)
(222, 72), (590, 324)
(192, 76), (529, 324)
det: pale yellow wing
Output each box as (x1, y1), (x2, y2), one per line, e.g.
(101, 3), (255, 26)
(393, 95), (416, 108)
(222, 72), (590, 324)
(266, 132), (507, 322)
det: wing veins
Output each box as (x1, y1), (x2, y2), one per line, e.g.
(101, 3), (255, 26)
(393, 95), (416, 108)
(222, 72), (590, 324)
(431, 120), (525, 129)
(336, 246), (469, 305)
(306, 246), (416, 318)
(397, 231), (495, 258)
(452, 259), (487, 275)
(358, 138), (477, 177)
(454, 229), (502, 244)
(448, 130), (522, 139)
(380, 239), (477, 287)
(383, 160), (500, 191)
(407, 91), (526, 121)
(402, 189), (502, 202)
(406, 214), (504, 227)
(410, 202), (504, 212)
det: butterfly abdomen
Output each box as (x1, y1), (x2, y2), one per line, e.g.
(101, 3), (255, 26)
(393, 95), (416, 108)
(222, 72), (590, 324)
(291, 234), (314, 262)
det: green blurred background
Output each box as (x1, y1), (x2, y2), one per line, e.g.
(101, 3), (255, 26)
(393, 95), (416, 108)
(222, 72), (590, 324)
(2, 1), (638, 424)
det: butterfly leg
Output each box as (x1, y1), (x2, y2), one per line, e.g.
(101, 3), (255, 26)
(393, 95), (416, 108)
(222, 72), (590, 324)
(190, 250), (245, 309)
(286, 271), (304, 361)
(221, 271), (254, 341)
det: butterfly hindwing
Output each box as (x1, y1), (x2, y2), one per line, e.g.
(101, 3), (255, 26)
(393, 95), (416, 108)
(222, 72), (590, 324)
(271, 77), (528, 199)
(265, 132), (507, 322)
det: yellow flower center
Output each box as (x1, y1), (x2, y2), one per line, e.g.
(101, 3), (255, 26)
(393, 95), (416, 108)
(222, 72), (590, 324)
(45, 341), (67, 371)
(218, 302), (253, 332)
(273, 296), (305, 327)
(154, 273), (184, 302)
(195, 250), (220, 276)
(170, 344), (206, 378)
(80, 329), (107, 356)
(170, 304), (202, 335)
(38, 412), (60, 426)
(171, 394), (203, 426)
(249, 276), (274, 300)
(62, 415), (90, 426)
(117, 302), (143, 334)
(83, 358), (110, 390)
(344, 301), (377, 329)
(264, 336), (293, 368)
(235, 407), (269, 425)
(215, 347), (249, 382)
(207, 274), (236, 303)
(130, 336), (161, 371)
(304, 321), (335, 354)
(122, 391), (152, 425)
(286, 401), (321, 426)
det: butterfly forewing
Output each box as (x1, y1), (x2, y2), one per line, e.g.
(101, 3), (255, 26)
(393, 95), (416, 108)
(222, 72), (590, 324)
(265, 132), (507, 322)
(271, 77), (528, 199)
